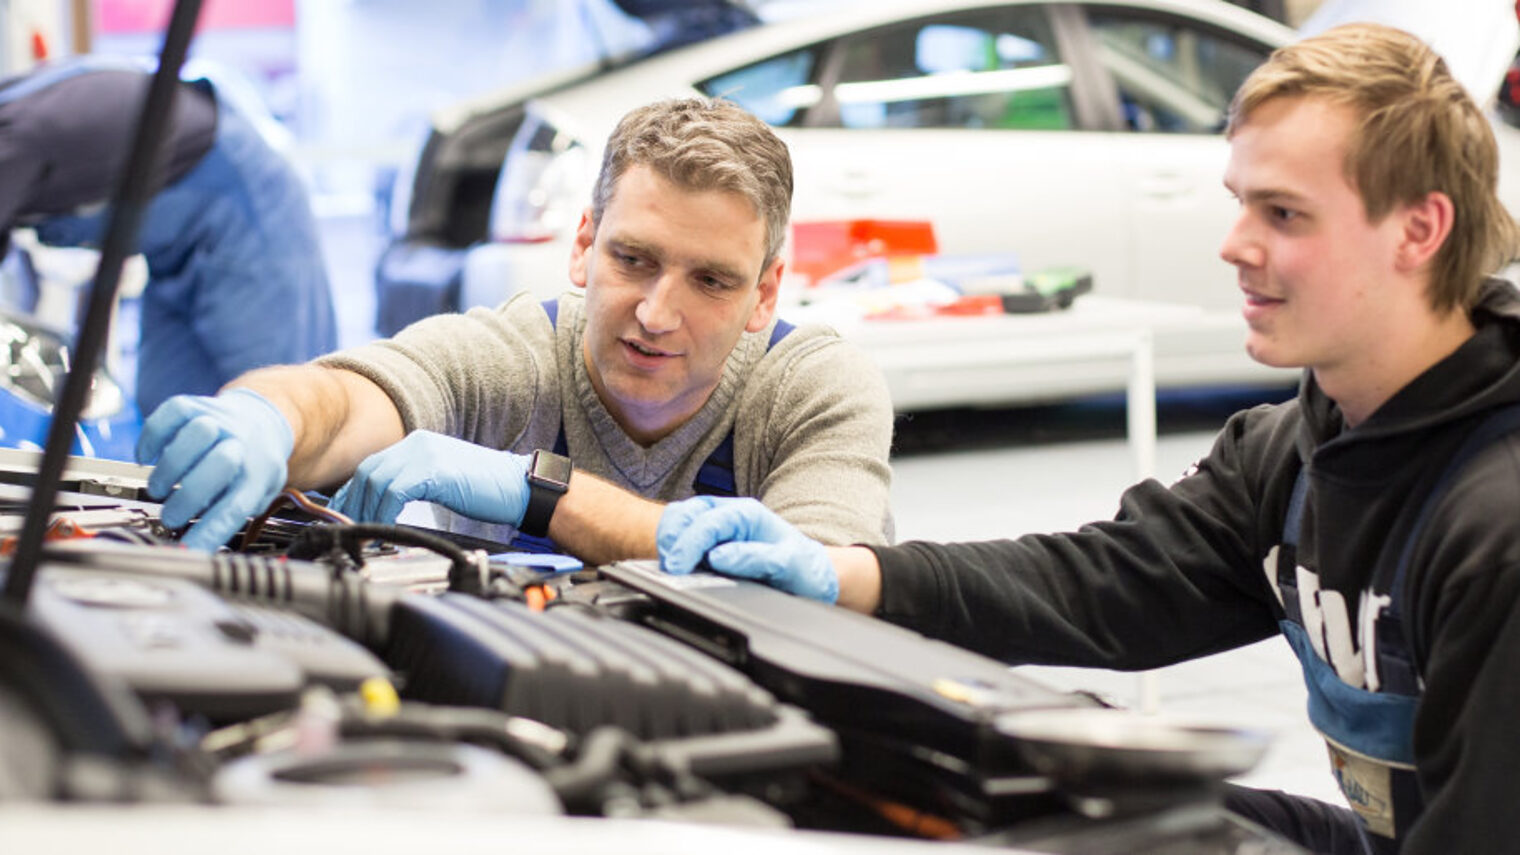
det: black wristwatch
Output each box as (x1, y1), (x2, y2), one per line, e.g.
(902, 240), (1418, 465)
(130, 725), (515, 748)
(519, 449), (572, 538)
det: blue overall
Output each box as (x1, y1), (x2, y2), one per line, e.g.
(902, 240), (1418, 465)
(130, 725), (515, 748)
(1273, 403), (1520, 854)
(12, 61), (336, 416)
(509, 299), (793, 553)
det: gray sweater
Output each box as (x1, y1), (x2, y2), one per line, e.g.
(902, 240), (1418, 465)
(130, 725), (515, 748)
(319, 290), (894, 546)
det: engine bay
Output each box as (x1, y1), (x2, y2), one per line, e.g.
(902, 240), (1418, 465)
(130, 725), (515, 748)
(0, 449), (1301, 853)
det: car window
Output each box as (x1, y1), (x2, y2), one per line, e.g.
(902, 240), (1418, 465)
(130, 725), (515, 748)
(1086, 9), (1270, 134)
(826, 7), (1072, 130)
(698, 47), (820, 127)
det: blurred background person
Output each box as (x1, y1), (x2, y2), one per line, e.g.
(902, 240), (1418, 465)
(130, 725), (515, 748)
(0, 58), (337, 416)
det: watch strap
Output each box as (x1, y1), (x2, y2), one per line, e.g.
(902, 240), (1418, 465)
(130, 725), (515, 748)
(520, 450), (571, 538)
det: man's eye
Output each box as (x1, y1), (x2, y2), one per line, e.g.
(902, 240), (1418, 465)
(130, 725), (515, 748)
(696, 274), (736, 292)
(1271, 206), (1298, 222)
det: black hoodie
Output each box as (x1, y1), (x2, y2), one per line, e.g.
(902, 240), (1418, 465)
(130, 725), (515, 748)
(871, 278), (1520, 854)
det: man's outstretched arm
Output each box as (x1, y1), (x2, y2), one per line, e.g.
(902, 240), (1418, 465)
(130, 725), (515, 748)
(325, 435), (672, 567)
(234, 365), (405, 490)
(137, 365), (403, 550)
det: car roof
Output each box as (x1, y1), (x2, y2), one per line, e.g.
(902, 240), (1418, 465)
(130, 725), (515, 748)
(435, 0), (1295, 133)
(518, 0), (1295, 148)
(435, 0), (1520, 141)
(1302, 0), (1520, 106)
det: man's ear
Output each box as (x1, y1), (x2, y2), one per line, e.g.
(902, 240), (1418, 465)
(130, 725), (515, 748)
(744, 257), (784, 333)
(568, 208), (596, 289)
(1394, 190), (1455, 274)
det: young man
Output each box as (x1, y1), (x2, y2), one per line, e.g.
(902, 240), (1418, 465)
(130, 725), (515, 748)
(0, 60), (336, 415)
(659, 24), (1520, 855)
(139, 97), (894, 562)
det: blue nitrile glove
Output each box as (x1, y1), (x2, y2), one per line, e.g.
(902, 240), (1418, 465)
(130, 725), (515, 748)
(329, 430), (531, 526)
(657, 496), (838, 604)
(136, 389), (293, 552)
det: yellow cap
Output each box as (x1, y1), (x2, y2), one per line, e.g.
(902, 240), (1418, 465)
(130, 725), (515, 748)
(358, 677), (401, 717)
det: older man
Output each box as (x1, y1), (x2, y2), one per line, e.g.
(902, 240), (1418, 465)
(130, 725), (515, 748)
(139, 97), (893, 561)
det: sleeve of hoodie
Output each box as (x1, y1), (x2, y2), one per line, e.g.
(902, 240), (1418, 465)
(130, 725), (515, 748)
(1401, 434), (1520, 854)
(867, 406), (1286, 670)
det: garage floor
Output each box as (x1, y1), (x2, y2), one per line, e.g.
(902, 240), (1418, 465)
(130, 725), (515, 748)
(323, 212), (1345, 809)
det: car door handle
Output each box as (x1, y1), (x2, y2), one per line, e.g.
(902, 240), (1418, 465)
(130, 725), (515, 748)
(1138, 173), (1192, 201)
(827, 169), (880, 199)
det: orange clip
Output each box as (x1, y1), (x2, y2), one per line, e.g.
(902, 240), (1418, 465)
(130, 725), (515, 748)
(523, 584), (558, 612)
(0, 516), (97, 555)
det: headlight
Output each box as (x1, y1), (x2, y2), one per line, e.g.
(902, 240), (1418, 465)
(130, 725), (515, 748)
(488, 111), (589, 244)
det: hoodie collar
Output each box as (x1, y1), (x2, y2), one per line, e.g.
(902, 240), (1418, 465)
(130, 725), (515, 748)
(1298, 277), (1520, 461)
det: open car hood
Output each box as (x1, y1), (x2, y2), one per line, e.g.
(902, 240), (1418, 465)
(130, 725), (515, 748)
(1300, 0), (1520, 105)
(609, 0), (760, 49)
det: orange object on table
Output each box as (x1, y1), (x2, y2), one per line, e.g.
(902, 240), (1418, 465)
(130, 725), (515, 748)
(867, 293), (1007, 321)
(933, 294), (1006, 316)
(790, 220), (938, 285)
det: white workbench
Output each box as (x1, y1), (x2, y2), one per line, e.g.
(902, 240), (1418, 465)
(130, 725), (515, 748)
(789, 294), (1296, 482)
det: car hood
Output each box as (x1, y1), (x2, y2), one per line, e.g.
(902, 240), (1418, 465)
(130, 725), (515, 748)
(1300, 0), (1519, 105)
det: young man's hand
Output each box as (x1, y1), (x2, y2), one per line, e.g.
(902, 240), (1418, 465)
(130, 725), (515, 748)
(136, 388), (293, 551)
(658, 496), (839, 603)
(329, 430), (529, 526)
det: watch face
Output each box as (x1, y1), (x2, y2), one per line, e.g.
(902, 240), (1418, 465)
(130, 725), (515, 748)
(530, 451), (573, 491)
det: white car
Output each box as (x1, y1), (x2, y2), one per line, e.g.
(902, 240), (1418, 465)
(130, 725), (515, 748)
(380, 0), (1520, 406)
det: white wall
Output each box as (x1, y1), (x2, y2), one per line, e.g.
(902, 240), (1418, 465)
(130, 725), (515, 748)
(292, 0), (651, 204)
(1, 0), (69, 75)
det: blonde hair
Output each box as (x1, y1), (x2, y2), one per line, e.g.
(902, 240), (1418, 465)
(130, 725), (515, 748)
(593, 97), (793, 270)
(1228, 22), (1519, 312)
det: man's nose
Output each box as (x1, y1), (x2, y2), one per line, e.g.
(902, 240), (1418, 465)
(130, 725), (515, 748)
(635, 272), (682, 333)
(1219, 212), (1263, 269)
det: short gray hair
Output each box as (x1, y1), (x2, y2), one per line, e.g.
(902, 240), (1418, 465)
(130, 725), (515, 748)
(592, 97), (793, 269)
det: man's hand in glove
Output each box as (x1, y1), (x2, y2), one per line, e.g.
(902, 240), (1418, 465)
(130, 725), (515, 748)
(329, 430), (530, 526)
(658, 496), (838, 603)
(137, 388), (293, 551)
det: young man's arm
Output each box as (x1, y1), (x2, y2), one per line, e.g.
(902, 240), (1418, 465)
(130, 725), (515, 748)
(660, 407), (1284, 667)
(832, 546), (884, 614)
